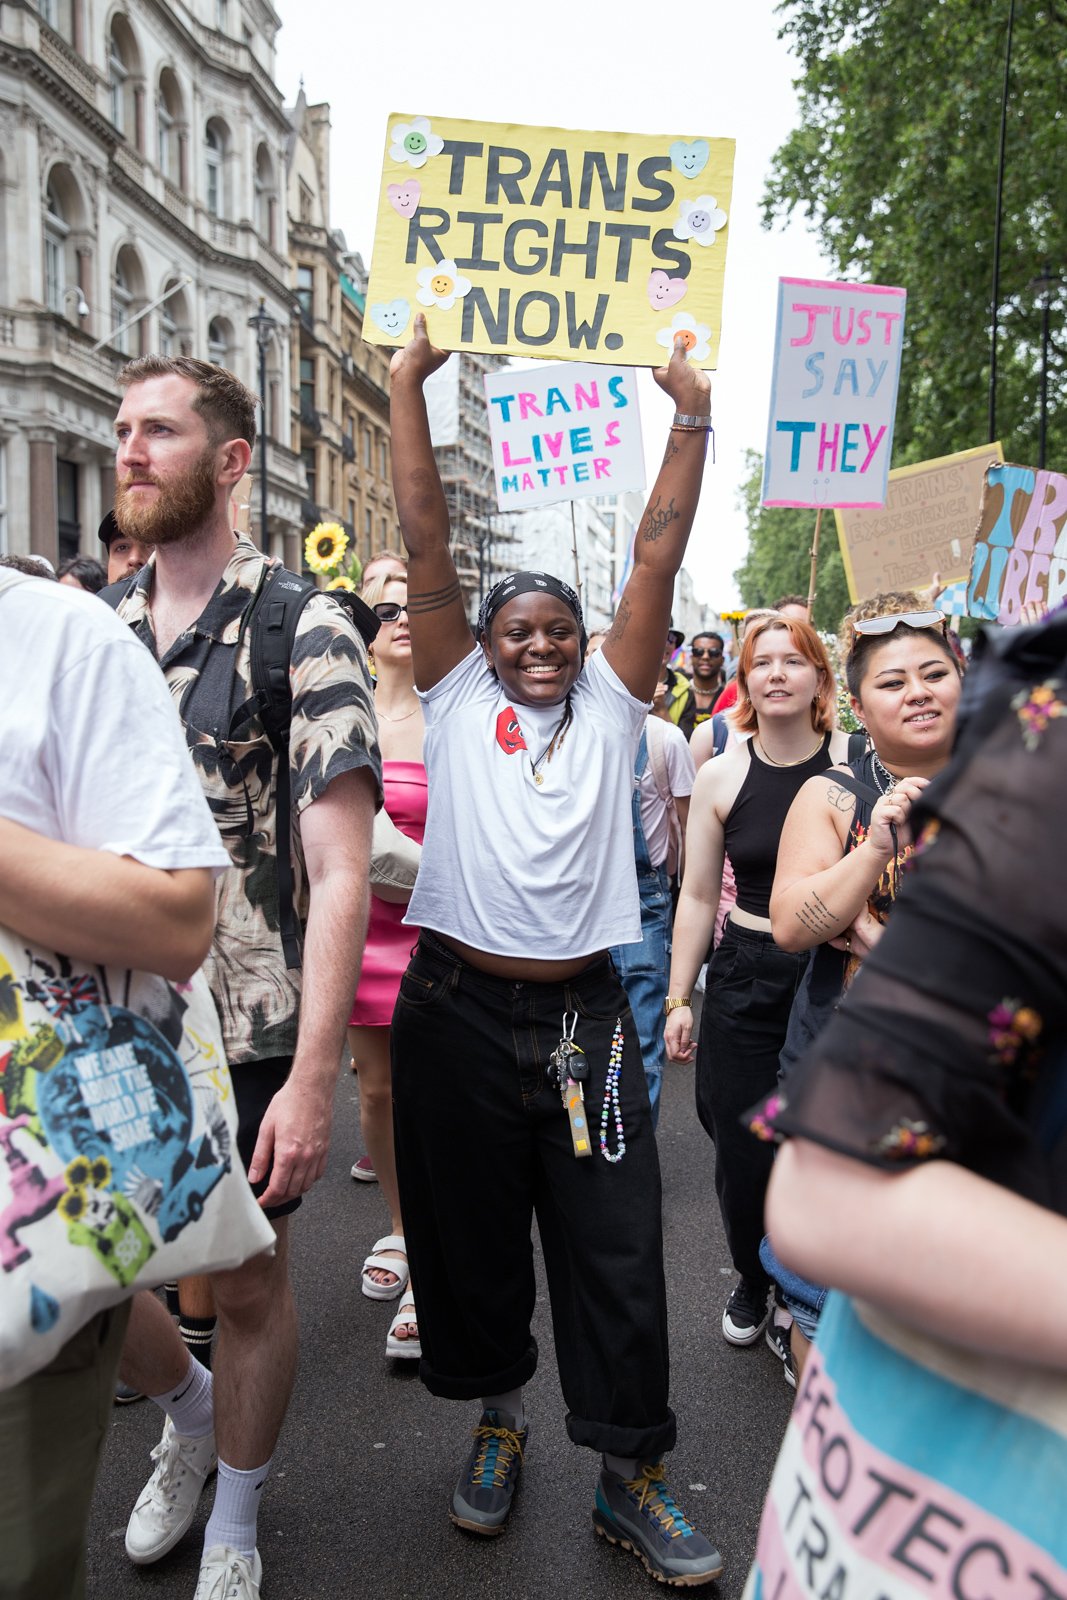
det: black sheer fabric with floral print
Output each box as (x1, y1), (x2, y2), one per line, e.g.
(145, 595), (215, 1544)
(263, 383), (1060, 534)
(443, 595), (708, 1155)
(748, 612), (1067, 1218)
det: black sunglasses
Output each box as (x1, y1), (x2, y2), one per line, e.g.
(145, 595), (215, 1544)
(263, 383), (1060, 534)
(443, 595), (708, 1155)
(692, 646), (723, 658)
(373, 602), (409, 623)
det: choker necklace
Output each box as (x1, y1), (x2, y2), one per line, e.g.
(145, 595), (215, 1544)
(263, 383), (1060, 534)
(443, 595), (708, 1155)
(529, 699), (574, 787)
(871, 749), (899, 795)
(376, 695), (420, 723)
(757, 734), (824, 768)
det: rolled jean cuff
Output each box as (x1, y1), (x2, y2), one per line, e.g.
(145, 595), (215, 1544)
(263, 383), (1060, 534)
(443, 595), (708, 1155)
(566, 1407), (677, 1461)
(759, 1233), (827, 1316)
(419, 1338), (538, 1402)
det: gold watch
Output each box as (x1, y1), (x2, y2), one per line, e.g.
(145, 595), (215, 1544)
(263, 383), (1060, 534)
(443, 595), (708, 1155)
(663, 995), (692, 1016)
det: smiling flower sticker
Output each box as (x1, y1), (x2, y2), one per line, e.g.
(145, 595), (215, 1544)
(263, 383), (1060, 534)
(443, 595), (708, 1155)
(389, 116), (444, 170)
(672, 195), (728, 247)
(656, 311), (712, 362)
(416, 259), (472, 312)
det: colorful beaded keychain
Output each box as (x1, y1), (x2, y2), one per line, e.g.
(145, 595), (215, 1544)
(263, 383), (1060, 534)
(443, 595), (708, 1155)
(599, 1018), (626, 1163)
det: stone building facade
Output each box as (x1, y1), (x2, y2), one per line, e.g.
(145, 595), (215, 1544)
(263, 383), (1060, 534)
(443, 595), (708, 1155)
(1, 0), (303, 566)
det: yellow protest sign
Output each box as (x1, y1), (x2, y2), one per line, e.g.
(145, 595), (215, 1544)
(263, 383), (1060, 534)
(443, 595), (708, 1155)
(365, 113), (735, 369)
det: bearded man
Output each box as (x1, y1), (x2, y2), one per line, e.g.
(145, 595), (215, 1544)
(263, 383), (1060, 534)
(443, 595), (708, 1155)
(106, 356), (381, 1600)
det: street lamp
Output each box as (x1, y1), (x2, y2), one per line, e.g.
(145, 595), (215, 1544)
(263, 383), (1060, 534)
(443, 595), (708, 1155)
(1030, 266), (1064, 471)
(247, 298), (278, 549)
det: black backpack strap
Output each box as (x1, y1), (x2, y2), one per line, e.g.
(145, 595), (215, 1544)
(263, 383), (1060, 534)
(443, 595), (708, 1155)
(813, 767), (881, 808)
(230, 568), (381, 972)
(846, 729), (868, 763)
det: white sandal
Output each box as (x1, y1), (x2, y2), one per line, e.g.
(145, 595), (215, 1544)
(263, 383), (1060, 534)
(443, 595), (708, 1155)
(386, 1293), (420, 1360)
(361, 1233), (409, 1301)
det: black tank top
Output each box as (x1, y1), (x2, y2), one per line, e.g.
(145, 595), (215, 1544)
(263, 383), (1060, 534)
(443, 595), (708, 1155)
(723, 732), (835, 917)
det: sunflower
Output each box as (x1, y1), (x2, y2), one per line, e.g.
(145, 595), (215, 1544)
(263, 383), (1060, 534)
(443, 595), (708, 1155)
(326, 574), (356, 592)
(65, 1155), (91, 1189)
(90, 1155), (112, 1188)
(59, 1188), (87, 1223)
(305, 521), (349, 575)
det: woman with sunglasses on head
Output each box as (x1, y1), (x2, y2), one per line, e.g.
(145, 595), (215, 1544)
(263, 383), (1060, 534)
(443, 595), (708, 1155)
(764, 594), (964, 1377)
(347, 569), (427, 1363)
(664, 614), (854, 1352)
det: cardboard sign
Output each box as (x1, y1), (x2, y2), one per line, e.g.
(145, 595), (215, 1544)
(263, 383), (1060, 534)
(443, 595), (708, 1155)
(483, 363), (644, 510)
(762, 278), (906, 509)
(365, 113), (735, 369)
(968, 463), (1067, 622)
(833, 443), (1004, 602)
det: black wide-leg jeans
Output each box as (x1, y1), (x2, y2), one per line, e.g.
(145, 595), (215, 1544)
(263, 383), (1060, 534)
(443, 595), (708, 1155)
(696, 920), (810, 1284)
(391, 931), (676, 1461)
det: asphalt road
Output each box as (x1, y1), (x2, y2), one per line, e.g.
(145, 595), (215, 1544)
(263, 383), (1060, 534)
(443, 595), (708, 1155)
(86, 1042), (793, 1600)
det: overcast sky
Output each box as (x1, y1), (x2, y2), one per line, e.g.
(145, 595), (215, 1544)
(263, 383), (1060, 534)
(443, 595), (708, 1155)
(276, 2), (830, 611)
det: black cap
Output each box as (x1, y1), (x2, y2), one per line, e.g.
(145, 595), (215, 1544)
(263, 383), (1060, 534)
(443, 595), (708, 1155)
(667, 615), (685, 649)
(98, 511), (121, 549)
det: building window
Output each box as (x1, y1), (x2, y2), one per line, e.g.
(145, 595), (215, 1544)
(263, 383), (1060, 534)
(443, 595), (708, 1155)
(296, 265), (313, 319)
(160, 301), (176, 356)
(108, 33), (128, 133)
(0, 443), (7, 555)
(216, 0), (228, 31)
(57, 459), (80, 563)
(111, 258), (133, 354)
(363, 426), (372, 470)
(43, 182), (68, 313)
(205, 121), (227, 217)
(379, 438), (388, 481)
(298, 180), (313, 225)
(347, 497), (356, 530)
(364, 508), (373, 544)
(207, 316), (229, 366)
(301, 447), (317, 504)
(299, 356), (315, 411)
(255, 144), (275, 247)
(381, 516), (388, 544)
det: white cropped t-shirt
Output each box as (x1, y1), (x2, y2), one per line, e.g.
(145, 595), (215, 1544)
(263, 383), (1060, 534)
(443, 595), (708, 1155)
(405, 645), (648, 959)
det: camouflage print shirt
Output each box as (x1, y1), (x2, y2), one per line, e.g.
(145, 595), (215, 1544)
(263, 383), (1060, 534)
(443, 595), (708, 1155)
(117, 536), (382, 1066)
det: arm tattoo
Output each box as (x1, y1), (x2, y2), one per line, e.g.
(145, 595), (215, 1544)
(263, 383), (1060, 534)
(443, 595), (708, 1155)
(406, 578), (463, 615)
(661, 436), (679, 468)
(824, 783), (857, 813)
(606, 597), (632, 643)
(640, 494), (679, 544)
(794, 890), (837, 938)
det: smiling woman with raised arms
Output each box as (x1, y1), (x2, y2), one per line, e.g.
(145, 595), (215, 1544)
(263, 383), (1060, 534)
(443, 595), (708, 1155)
(385, 313), (724, 1588)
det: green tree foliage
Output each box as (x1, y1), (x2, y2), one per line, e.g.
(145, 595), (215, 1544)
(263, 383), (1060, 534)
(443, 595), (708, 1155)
(733, 450), (852, 632)
(763, 0), (1067, 470)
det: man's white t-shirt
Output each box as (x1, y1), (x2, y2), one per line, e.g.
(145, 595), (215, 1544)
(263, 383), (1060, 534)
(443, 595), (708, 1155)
(639, 718), (696, 869)
(406, 645), (648, 959)
(0, 577), (230, 871)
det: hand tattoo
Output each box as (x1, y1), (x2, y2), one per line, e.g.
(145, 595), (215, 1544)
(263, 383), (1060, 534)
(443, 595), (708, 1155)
(641, 495), (679, 544)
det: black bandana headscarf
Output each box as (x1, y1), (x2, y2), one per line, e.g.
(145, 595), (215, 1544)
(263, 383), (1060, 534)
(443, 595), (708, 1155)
(477, 571), (587, 653)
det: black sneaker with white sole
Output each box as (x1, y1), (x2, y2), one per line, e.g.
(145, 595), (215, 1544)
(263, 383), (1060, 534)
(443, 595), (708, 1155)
(765, 1316), (798, 1388)
(721, 1276), (770, 1345)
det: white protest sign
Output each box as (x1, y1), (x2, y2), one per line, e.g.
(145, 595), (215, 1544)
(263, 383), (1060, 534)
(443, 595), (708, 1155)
(483, 362), (645, 511)
(762, 277), (906, 509)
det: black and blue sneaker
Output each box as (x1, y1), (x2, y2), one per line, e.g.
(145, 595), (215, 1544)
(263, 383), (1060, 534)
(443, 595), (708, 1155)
(593, 1462), (724, 1587)
(449, 1409), (528, 1536)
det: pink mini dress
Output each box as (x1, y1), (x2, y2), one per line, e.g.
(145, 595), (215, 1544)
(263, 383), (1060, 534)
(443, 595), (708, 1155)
(348, 760), (428, 1029)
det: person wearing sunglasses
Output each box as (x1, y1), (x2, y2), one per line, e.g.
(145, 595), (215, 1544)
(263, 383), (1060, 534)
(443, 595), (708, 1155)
(764, 591), (963, 1378)
(347, 571), (426, 1366)
(689, 631), (726, 727)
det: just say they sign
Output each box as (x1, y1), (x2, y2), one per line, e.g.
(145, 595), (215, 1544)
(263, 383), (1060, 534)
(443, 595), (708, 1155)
(762, 278), (906, 509)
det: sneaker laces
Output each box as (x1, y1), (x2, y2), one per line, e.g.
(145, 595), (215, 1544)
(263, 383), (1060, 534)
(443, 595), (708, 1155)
(200, 1555), (256, 1600)
(624, 1463), (696, 1540)
(143, 1430), (183, 1506)
(468, 1422), (525, 1489)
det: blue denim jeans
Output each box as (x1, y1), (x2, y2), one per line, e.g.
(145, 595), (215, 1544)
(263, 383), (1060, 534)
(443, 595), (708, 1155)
(610, 861), (671, 1130)
(759, 1233), (827, 1341)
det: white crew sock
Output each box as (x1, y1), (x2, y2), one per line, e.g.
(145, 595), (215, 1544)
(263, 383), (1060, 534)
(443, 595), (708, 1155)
(150, 1355), (214, 1438)
(481, 1387), (525, 1431)
(203, 1457), (273, 1559)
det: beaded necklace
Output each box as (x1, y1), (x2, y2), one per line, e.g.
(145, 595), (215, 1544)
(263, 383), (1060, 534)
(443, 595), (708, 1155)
(599, 1019), (626, 1163)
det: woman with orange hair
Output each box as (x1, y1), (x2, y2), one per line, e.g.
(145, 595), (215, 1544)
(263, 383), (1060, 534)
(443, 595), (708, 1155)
(665, 615), (854, 1350)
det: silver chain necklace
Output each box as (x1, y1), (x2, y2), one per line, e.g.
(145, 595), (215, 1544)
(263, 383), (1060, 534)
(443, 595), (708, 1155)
(871, 749), (898, 796)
